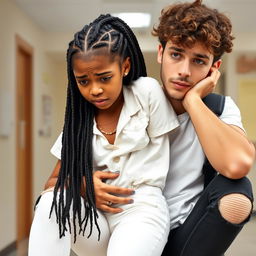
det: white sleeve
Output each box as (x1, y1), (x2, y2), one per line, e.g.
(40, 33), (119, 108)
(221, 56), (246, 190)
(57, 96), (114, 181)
(220, 97), (245, 132)
(146, 78), (179, 137)
(50, 133), (63, 159)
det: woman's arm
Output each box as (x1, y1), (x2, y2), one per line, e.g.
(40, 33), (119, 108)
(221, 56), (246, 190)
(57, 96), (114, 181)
(44, 160), (61, 190)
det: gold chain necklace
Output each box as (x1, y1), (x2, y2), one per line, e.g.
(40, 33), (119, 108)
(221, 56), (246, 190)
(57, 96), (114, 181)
(97, 126), (117, 135)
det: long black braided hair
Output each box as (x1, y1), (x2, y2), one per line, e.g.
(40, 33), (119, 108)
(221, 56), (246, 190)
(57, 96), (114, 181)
(50, 14), (147, 242)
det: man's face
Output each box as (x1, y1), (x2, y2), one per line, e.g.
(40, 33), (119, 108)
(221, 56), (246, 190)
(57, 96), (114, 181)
(157, 41), (221, 101)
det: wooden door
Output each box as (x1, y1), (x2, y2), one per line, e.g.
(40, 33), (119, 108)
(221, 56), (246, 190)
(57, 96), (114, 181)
(16, 35), (33, 242)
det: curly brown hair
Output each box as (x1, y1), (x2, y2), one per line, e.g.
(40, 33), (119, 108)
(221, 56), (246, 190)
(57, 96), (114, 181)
(152, 0), (235, 61)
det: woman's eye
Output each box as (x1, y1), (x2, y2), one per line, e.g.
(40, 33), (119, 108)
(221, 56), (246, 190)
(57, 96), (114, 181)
(78, 80), (88, 86)
(101, 76), (112, 82)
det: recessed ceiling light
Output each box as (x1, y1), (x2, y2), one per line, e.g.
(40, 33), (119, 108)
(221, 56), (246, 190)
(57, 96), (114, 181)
(112, 12), (151, 28)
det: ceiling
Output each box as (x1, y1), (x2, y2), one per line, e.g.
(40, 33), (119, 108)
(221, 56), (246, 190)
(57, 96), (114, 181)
(12, 0), (256, 35)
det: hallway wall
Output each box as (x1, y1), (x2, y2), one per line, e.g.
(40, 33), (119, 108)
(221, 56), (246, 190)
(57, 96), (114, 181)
(0, 0), (66, 250)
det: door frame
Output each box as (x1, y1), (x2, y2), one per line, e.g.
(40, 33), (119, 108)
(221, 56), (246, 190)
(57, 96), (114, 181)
(15, 34), (34, 242)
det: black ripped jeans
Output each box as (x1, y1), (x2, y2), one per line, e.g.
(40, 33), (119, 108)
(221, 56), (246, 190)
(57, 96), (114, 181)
(161, 175), (254, 256)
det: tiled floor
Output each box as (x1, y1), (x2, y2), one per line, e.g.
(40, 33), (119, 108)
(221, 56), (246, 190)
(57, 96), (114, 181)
(6, 239), (28, 256)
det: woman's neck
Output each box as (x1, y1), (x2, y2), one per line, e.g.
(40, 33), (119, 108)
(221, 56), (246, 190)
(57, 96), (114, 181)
(95, 92), (124, 144)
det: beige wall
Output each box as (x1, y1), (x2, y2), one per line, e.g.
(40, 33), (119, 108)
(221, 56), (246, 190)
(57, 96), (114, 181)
(225, 33), (256, 98)
(0, 0), (66, 250)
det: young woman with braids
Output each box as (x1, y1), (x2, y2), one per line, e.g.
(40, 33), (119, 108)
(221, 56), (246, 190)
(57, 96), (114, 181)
(28, 14), (179, 256)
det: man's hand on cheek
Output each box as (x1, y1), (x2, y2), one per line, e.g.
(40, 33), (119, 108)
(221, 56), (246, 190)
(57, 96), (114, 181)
(183, 68), (220, 107)
(93, 171), (135, 213)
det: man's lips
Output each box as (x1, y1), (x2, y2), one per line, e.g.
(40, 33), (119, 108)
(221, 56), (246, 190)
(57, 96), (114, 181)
(172, 80), (191, 88)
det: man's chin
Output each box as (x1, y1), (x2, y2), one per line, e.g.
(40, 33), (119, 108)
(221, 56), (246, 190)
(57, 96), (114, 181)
(166, 90), (185, 102)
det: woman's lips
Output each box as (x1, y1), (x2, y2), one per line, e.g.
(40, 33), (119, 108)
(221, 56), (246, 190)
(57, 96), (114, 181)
(92, 99), (108, 107)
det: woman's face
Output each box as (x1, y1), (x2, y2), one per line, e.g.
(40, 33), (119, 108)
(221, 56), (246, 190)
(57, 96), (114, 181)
(73, 51), (130, 110)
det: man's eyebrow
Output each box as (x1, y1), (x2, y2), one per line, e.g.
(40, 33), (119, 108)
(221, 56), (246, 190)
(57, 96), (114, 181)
(75, 71), (112, 79)
(193, 53), (210, 60)
(169, 46), (185, 53)
(169, 46), (210, 60)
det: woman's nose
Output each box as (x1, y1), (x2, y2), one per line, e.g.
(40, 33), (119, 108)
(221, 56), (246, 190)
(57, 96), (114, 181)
(90, 84), (103, 96)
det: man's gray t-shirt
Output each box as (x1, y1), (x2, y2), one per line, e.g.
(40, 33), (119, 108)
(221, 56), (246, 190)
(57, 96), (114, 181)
(163, 96), (244, 230)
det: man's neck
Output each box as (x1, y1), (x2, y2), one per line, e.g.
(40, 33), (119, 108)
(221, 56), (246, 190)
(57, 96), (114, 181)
(165, 94), (187, 115)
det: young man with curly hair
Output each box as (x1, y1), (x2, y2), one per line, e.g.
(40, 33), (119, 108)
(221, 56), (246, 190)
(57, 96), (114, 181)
(44, 1), (255, 255)
(150, 0), (255, 255)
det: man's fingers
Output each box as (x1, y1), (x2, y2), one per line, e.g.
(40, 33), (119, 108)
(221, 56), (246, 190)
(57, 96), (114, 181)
(100, 205), (123, 214)
(214, 70), (221, 84)
(93, 170), (135, 214)
(97, 195), (134, 213)
(95, 188), (134, 213)
(105, 194), (134, 205)
(96, 192), (134, 208)
(210, 69), (220, 91)
(105, 185), (135, 196)
(94, 170), (120, 180)
(94, 171), (135, 195)
(209, 68), (221, 85)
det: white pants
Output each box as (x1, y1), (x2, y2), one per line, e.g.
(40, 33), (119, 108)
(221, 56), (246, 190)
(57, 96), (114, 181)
(28, 186), (170, 256)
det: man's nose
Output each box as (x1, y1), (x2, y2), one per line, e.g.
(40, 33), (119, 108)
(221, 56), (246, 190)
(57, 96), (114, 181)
(178, 59), (191, 77)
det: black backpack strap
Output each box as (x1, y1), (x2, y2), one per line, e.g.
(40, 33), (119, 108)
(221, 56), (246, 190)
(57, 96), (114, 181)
(202, 93), (225, 116)
(202, 93), (226, 188)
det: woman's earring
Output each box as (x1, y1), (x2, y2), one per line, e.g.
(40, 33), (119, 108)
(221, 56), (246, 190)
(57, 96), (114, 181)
(124, 72), (128, 77)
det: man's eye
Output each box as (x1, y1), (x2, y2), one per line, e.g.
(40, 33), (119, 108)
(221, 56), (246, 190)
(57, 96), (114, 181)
(101, 76), (112, 82)
(171, 52), (181, 59)
(194, 59), (205, 65)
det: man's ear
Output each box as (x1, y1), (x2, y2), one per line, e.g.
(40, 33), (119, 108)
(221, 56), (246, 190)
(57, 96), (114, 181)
(157, 44), (164, 64)
(213, 59), (222, 69)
